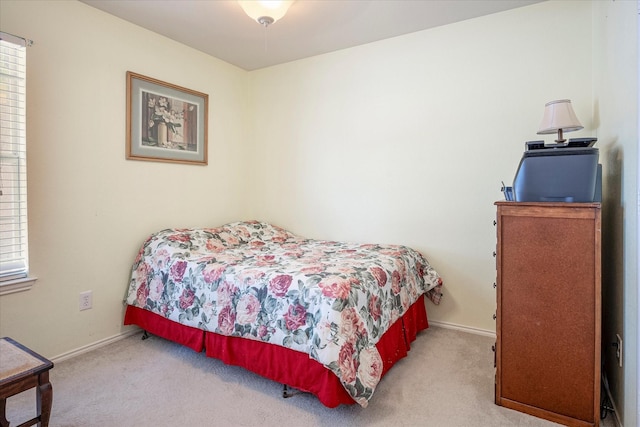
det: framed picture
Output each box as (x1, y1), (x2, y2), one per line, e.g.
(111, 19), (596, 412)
(126, 71), (208, 165)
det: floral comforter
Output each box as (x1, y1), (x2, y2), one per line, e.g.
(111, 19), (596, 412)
(125, 221), (443, 406)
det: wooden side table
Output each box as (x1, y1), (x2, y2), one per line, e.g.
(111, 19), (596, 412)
(0, 337), (53, 427)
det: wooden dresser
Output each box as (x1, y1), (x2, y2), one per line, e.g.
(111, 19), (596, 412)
(494, 202), (601, 427)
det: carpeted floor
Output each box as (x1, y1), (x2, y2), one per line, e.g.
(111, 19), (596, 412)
(5, 326), (617, 427)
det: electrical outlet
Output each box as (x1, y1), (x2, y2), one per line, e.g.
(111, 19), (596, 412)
(615, 334), (623, 368)
(79, 291), (93, 311)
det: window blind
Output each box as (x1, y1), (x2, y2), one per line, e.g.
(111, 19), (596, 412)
(0, 32), (28, 282)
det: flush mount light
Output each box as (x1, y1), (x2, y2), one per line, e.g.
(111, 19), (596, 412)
(238, 0), (295, 28)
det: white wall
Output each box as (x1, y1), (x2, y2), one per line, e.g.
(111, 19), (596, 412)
(0, 0), (250, 358)
(247, 0), (594, 332)
(593, 1), (639, 425)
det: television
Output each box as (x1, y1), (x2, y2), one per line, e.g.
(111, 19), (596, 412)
(512, 141), (601, 203)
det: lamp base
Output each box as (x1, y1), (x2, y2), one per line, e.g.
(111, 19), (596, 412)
(554, 128), (568, 144)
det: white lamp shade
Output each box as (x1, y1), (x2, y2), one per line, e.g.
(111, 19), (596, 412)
(537, 99), (584, 135)
(239, 1), (294, 24)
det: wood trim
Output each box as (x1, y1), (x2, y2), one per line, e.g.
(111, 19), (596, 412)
(499, 398), (599, 427)
(496, 201), (600, 220)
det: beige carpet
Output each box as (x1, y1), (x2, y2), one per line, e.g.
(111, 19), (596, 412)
(5, 327), (616, 427)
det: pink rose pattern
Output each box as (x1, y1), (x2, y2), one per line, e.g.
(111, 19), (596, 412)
(318, 276), (353, 300)
(283, 303), (307, 331)
(236, 293), (260, 325)
(370, 266), (387, 287)
(170, 260), (187, 282)
(126, 221), (443, 406)
(358, 347), (383, 390)
(338, 340), (357, 384)
(269, 274), (292, 297)
(178, 287), (195, 310)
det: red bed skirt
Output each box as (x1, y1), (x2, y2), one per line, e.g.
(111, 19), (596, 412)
(124, 294), (428, 407)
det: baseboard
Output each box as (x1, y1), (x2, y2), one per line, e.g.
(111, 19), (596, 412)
(429, 319), (496, 338)
(51, 327), (141, 363)
(601, 371), (623, 427)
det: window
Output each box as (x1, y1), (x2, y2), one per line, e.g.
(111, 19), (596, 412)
(0, 32), (33, 294)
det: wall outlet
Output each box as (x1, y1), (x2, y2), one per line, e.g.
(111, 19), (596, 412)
(79, 291), (92, 311)
(615, 334), (623, 368)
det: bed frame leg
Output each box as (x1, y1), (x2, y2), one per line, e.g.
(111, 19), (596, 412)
(141, 330), (150, 340)
(282, 384), (301, 398)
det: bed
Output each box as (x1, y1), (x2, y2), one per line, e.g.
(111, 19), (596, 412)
(123, 221), (443, 407)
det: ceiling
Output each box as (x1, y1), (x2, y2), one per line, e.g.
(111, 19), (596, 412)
(81, 0), (543, 71)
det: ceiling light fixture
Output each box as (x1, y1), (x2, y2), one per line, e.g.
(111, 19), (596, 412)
(238, 0), (294, 28)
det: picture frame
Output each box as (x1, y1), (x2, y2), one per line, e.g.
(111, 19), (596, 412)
(126, 71), (208, 165)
